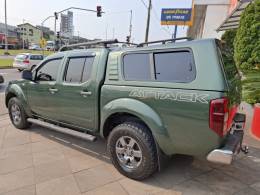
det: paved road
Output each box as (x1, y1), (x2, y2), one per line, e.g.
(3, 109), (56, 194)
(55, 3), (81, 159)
(0, 68), (21, 93)
(0, 55), (15, 59)
(0, 69), (20, 115)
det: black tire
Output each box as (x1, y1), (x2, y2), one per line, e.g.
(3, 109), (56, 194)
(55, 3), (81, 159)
(107, 121), (158, 180)
(18, 69), (23, 72)
(8, 97), (31, 129)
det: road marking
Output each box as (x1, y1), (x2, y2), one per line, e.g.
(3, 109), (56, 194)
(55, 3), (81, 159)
(0, 73), (8, 75)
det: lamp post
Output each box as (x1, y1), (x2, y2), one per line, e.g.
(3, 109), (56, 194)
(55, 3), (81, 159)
(41, 15), (55, 55)
(4, 0), (8, 54)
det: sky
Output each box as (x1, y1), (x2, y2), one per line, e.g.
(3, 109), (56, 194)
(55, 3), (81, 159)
(0, 0), (193, 43)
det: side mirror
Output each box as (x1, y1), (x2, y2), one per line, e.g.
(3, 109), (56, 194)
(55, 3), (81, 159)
(21, 70), (33, 81)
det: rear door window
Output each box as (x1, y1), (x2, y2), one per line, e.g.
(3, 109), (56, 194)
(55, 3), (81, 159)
(123, 53), (151, 81)
(154, 51), (196, 83)
(65, 57), (86, 83)
(64, 56), (95, 83)
(82, 57), (94, 82)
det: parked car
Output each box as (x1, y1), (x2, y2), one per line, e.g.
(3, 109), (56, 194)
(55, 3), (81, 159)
(0, 74), (4, 84)
(29, 44), (41, 50)
(13, 53), (44, 71)
(5, 38), (246, 180)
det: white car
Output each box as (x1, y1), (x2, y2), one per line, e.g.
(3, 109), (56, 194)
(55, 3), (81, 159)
(13, 53), (44, 71)
(29, 44), (41, 50)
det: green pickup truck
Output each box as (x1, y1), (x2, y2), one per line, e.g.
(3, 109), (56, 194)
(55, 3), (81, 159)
(5, 38), (247, 180)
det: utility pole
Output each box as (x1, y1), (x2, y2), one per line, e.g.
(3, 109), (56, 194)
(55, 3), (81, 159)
(4, 0), (8, 54)
(145, 0), (152, 43)
(172, 25), (178, 40)
(129, 10), (133, 43)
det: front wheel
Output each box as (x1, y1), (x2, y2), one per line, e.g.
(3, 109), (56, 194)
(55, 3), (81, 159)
(107, 121), (158, 180)
(8, 97), (31, 129)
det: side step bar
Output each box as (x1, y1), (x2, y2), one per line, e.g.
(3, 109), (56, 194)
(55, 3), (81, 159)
(27, 118), (96, 142)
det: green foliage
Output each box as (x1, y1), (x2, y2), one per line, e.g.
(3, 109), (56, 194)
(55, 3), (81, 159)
(221, 30), (237, 78)
(234, 0), (260, 71)
(242, 71), (260, 104)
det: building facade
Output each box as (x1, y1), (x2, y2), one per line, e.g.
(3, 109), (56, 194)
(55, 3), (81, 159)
(187, 0), (230, 39)
(0, 23), (19, 48)
(187, 0), (252, 39)
(17, 23), (41, 46)
(60, 11), (74, 38)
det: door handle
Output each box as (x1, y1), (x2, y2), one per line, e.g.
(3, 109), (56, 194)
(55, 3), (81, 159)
(80, 91), (92, 96)
(49, 88), (58, 94)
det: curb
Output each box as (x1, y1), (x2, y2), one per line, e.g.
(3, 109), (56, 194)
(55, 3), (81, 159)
(0, 67), (13, 69)
(251, 103), (260, 139)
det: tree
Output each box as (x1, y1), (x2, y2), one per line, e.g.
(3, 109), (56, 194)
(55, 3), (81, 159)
(221, 29), (237, 72)
(234, 0), (260, 71)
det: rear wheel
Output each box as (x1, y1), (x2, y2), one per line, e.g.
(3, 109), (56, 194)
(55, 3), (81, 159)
(18, 69), (23, 72)
(8, 97), (31, 129)
(107, 121), (158, 180)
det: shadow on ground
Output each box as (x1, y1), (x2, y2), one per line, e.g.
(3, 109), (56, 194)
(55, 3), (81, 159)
(27, 123), (260, 195)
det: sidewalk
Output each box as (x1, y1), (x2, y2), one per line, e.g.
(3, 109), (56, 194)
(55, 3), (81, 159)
(0, 104), (259, 194)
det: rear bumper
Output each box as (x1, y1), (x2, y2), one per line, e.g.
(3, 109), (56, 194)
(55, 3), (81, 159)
(207, 113), (246, 165)
(13, 63), (29, 69)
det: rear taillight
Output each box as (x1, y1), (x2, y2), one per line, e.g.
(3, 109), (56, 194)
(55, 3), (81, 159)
(209, 97), (229, 137)
(23, 59), (30, 64)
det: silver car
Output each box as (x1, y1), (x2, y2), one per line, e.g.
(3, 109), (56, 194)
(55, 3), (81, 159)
(13, 53), (44, 71)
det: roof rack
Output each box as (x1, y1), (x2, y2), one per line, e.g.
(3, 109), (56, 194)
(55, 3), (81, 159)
(137, 37), (193, 47)
(59, 39), (138, 52)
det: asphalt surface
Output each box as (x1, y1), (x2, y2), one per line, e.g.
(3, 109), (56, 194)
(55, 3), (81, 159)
(0, 68), (21, 94)
(0, 69), (20, 115)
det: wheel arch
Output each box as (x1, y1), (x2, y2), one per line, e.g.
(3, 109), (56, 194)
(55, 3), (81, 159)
(5, 84), (32, 117)
(100, 98), (172, 154)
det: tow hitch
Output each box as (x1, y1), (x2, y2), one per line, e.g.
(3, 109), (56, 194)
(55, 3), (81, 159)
(241, 145), (249, 154)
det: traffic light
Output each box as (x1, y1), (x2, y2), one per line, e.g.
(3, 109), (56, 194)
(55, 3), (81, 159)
(57, 31), (60, 39)
(126, 36), (130, 43)
(54, 12), (58, 20)
(97, 6), (102, 17)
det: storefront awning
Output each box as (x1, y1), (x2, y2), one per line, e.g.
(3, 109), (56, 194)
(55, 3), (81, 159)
(217, 0), (253, 31)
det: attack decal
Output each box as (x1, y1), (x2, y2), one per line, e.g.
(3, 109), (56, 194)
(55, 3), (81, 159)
(129, 90), (209, 104)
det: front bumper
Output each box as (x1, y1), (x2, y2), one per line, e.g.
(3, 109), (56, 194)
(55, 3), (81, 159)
(207, 113), (246, 165)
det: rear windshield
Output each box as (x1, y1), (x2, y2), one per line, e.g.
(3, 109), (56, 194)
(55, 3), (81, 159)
(15, 54), (28, 60)
(217, 41), (239, 81)
(30, 55), (44, 60)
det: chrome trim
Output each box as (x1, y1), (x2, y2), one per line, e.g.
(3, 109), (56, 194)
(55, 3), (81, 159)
(207, 149), (233, 165)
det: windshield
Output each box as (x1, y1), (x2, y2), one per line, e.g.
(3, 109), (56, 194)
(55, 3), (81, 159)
(47, 43), (54, 46)
(15, 54), (28, 60)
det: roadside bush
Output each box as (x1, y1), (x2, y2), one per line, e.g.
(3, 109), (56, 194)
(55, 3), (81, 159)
(234, 0), (260, 71)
